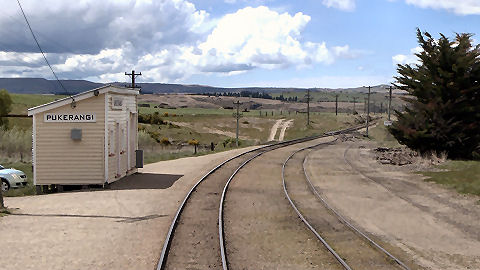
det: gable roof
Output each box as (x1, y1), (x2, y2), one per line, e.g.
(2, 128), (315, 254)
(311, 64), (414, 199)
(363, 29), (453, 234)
(28, 85), (139, 115)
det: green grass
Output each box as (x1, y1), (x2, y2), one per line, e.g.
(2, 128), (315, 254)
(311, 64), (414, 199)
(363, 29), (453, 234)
(420, 160), (480, 196)
(270, 91), (404, 108)
(1, 161), (35, 197)
(367, 119), (402, 148)
(9, 93), (67, 115)
(138, 106), (261, 116)
(143, 141), (253, 164)
(7, 93), (67, 130)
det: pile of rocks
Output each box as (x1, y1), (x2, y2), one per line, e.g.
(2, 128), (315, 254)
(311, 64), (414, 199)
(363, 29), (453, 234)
(374, 147), (419, 166)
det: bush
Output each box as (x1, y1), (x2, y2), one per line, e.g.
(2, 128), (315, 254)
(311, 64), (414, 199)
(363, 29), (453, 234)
(163, 112), (169, 117)
(160, 137), (171, 145)
(188, 139), (199, 145)
(138, 112), (167, 125)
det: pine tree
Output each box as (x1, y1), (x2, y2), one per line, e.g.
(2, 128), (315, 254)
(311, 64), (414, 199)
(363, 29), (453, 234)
(390, 29), (480, 159)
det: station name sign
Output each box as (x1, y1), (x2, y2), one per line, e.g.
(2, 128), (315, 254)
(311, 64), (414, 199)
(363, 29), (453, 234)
(44, 113), (96, 123)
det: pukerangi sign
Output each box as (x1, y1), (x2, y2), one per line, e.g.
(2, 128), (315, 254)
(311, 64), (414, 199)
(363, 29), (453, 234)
(44, 113), (96, 123)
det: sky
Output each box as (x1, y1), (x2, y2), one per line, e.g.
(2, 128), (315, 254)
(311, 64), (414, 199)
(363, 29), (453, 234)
(0, 0), (479, 88)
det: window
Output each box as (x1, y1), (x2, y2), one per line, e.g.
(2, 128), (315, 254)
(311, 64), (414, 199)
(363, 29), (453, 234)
(112, 97), (123, 110)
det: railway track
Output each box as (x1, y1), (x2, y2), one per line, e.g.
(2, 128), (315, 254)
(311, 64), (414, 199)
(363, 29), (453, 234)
(282, 141), (412, 270)
(157, 125), (367, 270)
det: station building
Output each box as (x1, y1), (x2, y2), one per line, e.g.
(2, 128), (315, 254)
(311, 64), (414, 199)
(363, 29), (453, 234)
(27, 85), (140, 189)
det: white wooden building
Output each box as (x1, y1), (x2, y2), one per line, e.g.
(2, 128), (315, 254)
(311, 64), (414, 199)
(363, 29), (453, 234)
(27, 85), (140, 188)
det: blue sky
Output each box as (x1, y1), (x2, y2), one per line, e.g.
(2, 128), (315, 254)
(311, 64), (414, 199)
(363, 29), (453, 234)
(1, 0), (479, 88)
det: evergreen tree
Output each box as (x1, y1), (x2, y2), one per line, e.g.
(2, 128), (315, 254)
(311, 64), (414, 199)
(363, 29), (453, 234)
(390, 29), (480, 159)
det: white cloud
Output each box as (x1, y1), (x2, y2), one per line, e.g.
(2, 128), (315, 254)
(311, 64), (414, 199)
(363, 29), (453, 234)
(392, 46), (422, 65)
(404, 0), (480, 15)
(249, 75), (392, 88)
(322, 0), (356, 11)
(0, 2), (358, 83)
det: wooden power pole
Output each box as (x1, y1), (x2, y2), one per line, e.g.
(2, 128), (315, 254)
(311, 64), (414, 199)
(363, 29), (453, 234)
(352, 97), (357, 114)
(125, 70), (142, 88)
(335, 94), (338, 116)
(365, 86), (371, 137)
(388, 85), (393, 121)
(306, 89), (311, 126)
(233, 101), (242, 147)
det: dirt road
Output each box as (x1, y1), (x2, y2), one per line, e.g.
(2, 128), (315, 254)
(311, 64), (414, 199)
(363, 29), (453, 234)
(278, 119), (293, 141)
(268, 119), (284, 141)
(305, 141), (480, 270)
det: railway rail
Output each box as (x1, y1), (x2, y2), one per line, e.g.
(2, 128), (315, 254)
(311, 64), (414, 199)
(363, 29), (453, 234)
(157, 125), (367, 270)
(282, 140), (412, 270)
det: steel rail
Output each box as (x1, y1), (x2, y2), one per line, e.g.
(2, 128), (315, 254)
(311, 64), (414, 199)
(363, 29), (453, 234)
(219, 149), (269, 270)
(218, 125), (370, 270)
(304, 149), (411, 270)
(157, 131), (340, 270)
(157, 124), (367, 270)
(282, 139), (354, 270)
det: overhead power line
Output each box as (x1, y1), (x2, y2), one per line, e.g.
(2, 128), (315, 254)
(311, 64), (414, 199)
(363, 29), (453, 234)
(16, 0), (75, 106)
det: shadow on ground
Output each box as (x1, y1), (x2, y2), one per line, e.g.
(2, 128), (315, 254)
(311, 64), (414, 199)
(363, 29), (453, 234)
(108, 173), (183, 190)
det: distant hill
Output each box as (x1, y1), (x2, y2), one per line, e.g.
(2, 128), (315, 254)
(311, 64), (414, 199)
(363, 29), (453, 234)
(0, 78), (391, 95)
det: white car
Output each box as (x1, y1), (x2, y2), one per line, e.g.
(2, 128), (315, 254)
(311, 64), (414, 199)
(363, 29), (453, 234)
(0, 165), (28, 192)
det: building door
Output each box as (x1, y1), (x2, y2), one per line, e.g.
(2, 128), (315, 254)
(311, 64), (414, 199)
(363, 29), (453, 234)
(115, 122), (120, 177)
(128, 112), (136, 169)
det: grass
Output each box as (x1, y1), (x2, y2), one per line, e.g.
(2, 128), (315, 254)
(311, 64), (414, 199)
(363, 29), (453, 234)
(9, 93), (67, 115)
(7, 93), (67, 130)
(420, 160), (480, 196)
(138, 106), (261, 116)
(367, 118), (402, 148)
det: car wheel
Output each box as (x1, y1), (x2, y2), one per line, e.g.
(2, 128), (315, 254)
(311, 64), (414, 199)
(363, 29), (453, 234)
(1, 179), (9, 192)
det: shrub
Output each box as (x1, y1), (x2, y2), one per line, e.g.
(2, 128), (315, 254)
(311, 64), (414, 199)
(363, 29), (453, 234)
(188, 139), (199, 145)
(138, 113), (166, 125)
(160, 137), (171, 145)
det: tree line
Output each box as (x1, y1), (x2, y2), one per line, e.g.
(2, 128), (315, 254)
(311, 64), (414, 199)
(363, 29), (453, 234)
(201, 91), (298, 102)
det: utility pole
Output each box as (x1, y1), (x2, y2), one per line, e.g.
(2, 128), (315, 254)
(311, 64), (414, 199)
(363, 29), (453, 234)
(233, 101), (242, 147)
(364, 86), (371, 136)
(125, 70), (142, 88)
(335, 94), (338, 116)
(388, 85), (393, 121)
(352, 97), (357, 114)
(306, 89), (311, 126)
(364, 98), (367, 113)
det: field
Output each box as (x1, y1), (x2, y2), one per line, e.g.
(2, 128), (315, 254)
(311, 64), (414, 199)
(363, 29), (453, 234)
(2, 92), (478, 200)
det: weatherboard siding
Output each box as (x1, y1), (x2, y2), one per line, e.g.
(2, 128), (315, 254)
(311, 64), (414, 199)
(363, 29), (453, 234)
(107, 93), (137, 182)
(35, 94), (105, 185)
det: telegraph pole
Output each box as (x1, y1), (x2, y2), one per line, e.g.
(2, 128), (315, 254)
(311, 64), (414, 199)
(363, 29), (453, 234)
(364, 98), (367, 113)
(352, 97), (357, 114)
(335, 94), (338, 116)
(233, 101), (242, 147)
(125, 70), (142, 88)
(364, 86), (371, 136)
(388, 85), (393, 121)
(306, 89), (311, 126)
